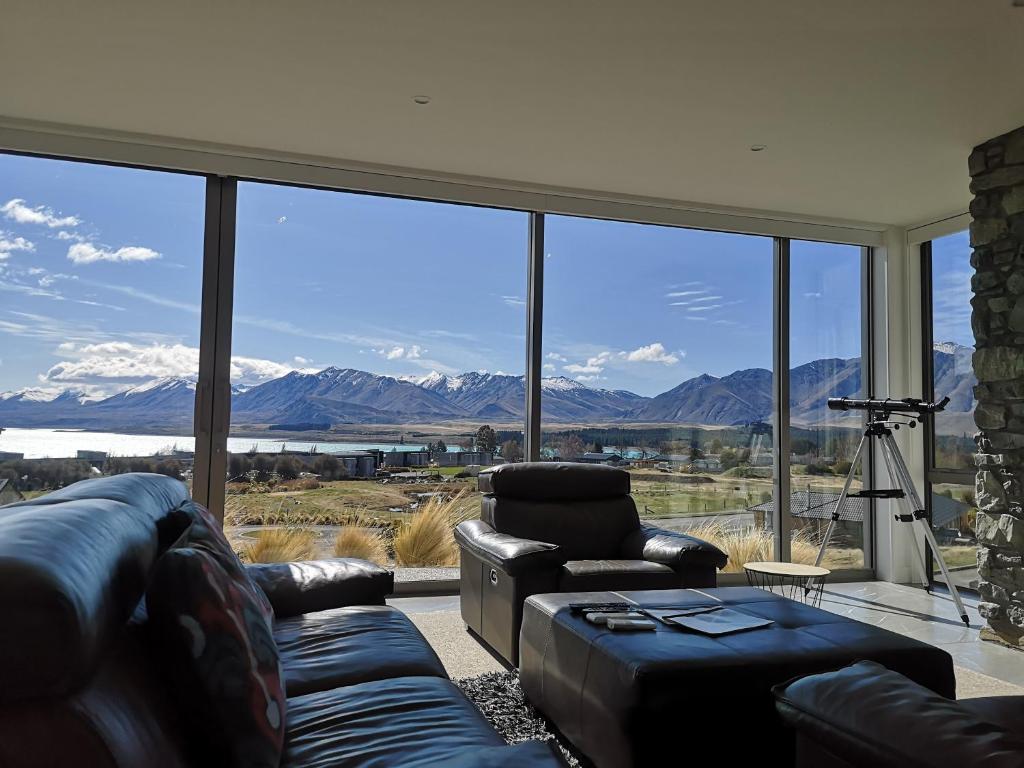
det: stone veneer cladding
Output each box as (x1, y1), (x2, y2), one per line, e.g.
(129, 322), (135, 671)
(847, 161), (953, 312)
(969, 124), (1024, 648)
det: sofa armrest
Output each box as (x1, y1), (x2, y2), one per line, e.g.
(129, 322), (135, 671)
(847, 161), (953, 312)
(454, 520), (566, 577)
(245, 558), (393, 619)
(773, 661), (1024, 768)
(621, 524), (727, 570)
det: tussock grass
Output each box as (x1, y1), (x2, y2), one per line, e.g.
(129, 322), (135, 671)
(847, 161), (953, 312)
(393, 489), (474, 567)
(683, 522), (822, 573)
(240, 527), (316, 563)
(334, 526), (388, 565)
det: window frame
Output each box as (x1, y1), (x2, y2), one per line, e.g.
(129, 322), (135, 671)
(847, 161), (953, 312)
(0, 145), (880, 585)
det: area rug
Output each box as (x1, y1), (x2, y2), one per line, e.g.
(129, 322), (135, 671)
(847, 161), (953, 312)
(454, 671), (584, 767)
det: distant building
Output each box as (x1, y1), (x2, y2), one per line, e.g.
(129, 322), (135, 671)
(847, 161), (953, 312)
(652, 454), (694, 470)
(437, 451), (495, 467)
(692, 457), (722, 472)
(0, 479), (24, 506)
(77, 450), (108, 462)
(578, 452), (624, 465)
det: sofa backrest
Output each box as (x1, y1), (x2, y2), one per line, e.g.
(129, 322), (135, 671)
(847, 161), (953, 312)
(0, 473), (195, 768)
(478, 462), (640, 560)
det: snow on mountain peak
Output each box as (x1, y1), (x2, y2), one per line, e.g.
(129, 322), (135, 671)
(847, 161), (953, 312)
(541, 376), (584, 392)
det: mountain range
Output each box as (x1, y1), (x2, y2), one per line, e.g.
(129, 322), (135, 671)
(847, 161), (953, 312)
(0, 345), (977, 434)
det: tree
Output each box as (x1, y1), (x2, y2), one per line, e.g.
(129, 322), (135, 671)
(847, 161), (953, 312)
(253, 454), (274, 481)
(228, 453), (252, 480)
(427, 439), (448, 455)
(556, 434), (585, 460)
(274, 456), (301, 480)
(154, 459), (183, 481)
(474, 425), (497, 453)
(710, 438), (724, 454)
(688, 445), (704, 461)
(593, 440), (604, 454)
(500, 438), (523, 462)
(313, 453), (346, 480)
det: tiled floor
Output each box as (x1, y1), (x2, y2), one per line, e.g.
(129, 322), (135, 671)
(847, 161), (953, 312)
(390, 581), (1024, 689)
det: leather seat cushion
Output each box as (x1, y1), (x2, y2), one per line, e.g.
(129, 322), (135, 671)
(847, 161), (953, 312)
(274, 606), (446, 697)
(558, 559), (680, 592)
(479, 461), (630, 500)
(959, 694), (1024, 733)
(281, 676), (505, 768)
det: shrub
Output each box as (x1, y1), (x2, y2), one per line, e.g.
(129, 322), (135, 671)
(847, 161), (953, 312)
(682, 522), (820, 573)
(393, 489), (474, 567)
(334, 526), (388, 565)
(274, 456), (301, 480)
(239, 527), (316, 563)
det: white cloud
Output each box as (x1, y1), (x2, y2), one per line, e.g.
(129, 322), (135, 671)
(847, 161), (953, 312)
(0, 232), (36, 259)
(56, 230), (87, 242)
(620, 342), (680, 365)
(68, 243), (161, 264)
(666, 290), (707, 298)
(277, 216), (288, 224)
(375, 344), (425, 361)
(575, 374), (604, 383)
(803, 291), (822, 299)
(43, 341), (312, 391)
(543, 363), (555, 371)
(294, 356), (310, 364)
(502, 295), (526, 307)
(564, 351), (612, 376)
(546, 352), (567, 362)
(1, 198), (80, 228)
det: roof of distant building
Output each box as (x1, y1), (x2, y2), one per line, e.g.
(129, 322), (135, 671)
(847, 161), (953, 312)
(747, 490), (867, 521)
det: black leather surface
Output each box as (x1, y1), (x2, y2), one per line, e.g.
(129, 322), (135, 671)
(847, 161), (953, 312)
(558, 559), (680, 592)
(520, 588), (956, 768)
(454, 519), (566, 576)
(281, 676), (562, 767)
(0, 473), (191, 702)
(275, 605), (447, 697)
(621, 524), (728, 569)
(478, 461), (630, 500)
(246, 558), (394, 618)
(481, 495), (639, 560)
(961, 694), (1024, 734)
(774, 661), (1024, 768)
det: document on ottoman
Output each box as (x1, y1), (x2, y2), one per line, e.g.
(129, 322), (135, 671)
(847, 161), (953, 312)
(666, 608), (773, 635)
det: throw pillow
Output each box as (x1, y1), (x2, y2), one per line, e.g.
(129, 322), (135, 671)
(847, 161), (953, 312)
(179, 500), (275, 625)
(148, 546), (286, 768)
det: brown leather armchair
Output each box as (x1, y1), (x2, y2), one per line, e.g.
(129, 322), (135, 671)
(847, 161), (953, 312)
(455, 462), (727, 665)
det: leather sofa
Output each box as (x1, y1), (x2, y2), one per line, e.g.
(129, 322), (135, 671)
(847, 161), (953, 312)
(773, 660), (1024, 768)
(0, 473), (563, 767)
(454, 462), (728, 664)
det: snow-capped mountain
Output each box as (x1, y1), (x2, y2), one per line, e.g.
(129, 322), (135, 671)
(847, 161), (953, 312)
(0, 345), (977, 432)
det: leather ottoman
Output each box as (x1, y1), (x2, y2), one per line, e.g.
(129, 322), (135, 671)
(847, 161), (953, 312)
(519, 587), (955, 768)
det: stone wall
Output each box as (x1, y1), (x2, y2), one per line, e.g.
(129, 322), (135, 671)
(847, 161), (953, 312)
(969, 124), (1024, 647)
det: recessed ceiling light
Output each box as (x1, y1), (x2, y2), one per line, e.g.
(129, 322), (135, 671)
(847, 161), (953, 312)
(413, 95), (431, 105)
(750, 144), (767, 152)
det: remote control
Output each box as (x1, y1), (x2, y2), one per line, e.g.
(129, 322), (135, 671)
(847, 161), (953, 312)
(606, 617), (657, 631)
(585, 611), (643, 625)
(569, 602), (632, 614)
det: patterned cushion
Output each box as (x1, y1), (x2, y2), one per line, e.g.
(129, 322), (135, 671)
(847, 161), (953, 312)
(179, 500), (275, 624)
(148, 546), (286, 768)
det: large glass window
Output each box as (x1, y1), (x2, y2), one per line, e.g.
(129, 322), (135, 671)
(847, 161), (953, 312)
(789, 241), (866, 569)
(541, 215), (776, 572)
(925, 230), (978, 590)
(225, 182), (528, 579)
(0, 153), (204, 500)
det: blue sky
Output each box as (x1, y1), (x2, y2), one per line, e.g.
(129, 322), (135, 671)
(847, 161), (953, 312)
(1, 152), (873, 400)
(930, 230), (973, 348)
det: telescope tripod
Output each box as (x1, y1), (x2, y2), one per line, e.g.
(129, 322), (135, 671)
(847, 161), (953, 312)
(815, 415), (971, 627)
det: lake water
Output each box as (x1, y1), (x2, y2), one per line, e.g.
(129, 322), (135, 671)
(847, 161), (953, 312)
(0, 427), (452, 459)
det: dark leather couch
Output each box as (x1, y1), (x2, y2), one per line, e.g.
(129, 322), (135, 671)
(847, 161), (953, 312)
(0, 473), (563, 767)
(773, 660), (1024, 768)
(454, 462), (727, 664)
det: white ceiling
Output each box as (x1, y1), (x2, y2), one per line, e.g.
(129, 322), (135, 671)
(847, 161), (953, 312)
(1, 0), (1023, 227)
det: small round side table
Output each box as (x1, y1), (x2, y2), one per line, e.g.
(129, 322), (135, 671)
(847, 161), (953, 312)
(743, 561), (831, 608)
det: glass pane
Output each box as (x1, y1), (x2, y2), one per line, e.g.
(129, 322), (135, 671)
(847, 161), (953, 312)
(227, 183), (527, 581)
(930, 231), (975, 469)
(541, 215), (775, 572)
(0, 153), (203, 501)
(930, 483), (979, 589)
(789, 241), (865, 569)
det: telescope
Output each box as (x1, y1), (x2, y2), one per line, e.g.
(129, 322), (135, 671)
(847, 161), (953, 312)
(826, 396), (949, 417)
